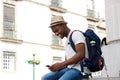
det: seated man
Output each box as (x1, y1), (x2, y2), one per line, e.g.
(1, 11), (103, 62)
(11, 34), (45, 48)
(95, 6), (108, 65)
(41, 15), (91, 80)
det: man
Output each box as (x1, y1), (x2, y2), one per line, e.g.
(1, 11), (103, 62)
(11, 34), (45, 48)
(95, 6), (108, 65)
(41, 16), (90, 80)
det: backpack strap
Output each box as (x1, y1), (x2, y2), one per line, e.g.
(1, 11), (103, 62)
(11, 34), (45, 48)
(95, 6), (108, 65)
(69, 30), (84, 52)
(69, 30), (85, 72)
(69, 30), (77, 52)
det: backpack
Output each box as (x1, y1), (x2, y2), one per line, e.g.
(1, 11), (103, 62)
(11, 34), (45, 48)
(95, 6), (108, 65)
(69, 29), (104, 72)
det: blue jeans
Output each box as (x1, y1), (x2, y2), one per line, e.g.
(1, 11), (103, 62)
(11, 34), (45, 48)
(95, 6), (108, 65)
(41, 68), (83, 80)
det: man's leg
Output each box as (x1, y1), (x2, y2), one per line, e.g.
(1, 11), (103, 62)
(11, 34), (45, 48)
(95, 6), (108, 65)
(41, 68), (69, 80)
(59, 68), (83, 80)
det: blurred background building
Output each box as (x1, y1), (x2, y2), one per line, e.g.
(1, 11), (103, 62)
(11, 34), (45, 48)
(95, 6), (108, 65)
(0, 0), (110, 80)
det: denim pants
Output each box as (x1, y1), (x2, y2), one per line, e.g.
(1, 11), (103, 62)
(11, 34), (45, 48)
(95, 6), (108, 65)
(41, 68), (83, 80)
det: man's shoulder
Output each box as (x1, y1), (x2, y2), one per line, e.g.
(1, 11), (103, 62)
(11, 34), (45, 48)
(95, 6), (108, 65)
(71, 30), (84, 38)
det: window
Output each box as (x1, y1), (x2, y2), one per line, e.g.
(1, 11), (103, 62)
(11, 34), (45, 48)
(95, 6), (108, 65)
(3, 3), (16, 39)
(88, 24), (95, 30)
(52, 56), (62, 63)
(87, 0), (95, 18)
(51, 34), (63, 46)
(87, 0), (94, 10)
(87, 9), (95, 18)
(2, 51), (16, 72)
(51, 0), (62, 7)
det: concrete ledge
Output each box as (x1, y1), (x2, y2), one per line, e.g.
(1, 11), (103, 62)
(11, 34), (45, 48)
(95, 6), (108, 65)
(82, 77), (120, 80)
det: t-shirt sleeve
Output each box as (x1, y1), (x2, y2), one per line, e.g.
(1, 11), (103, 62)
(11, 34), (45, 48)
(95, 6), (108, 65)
(71, 31), (85, 45)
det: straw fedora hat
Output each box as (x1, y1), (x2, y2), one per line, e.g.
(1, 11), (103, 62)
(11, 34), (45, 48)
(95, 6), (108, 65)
(49, 16), (67, 27)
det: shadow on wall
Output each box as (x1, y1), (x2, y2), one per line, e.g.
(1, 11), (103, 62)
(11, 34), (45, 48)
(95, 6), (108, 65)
(101, 37), (108, 46)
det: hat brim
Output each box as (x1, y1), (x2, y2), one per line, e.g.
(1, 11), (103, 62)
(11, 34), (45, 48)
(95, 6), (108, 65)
(49, 21), (67, 27)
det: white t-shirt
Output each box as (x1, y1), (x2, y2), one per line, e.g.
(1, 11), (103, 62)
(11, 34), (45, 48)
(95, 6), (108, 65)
(65, 30), (90, 73)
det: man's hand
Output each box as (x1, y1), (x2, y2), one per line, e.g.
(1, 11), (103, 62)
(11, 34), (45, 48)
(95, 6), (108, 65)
(48, 62), (66, 72)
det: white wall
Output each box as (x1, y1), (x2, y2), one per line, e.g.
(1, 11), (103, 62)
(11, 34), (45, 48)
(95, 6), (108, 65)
(0, 0), (3, 37)
(94, 0), (105, 19)
(102, 0), (120, 77)
(105, 0), (120, 42)
(62, 0), (87, 16)
(63, 13), (88, 32)
(16, 1), (52, 44)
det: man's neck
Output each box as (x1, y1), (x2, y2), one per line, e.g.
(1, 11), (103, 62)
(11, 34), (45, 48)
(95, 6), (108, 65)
(66, 28), (71, 37)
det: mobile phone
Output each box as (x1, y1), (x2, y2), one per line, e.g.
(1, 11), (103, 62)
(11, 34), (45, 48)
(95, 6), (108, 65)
(46, 65), (50, 67)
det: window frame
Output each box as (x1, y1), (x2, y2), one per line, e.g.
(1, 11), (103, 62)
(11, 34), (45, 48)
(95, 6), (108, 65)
(3, 3), (16, 39)
(2, 51), (16, 72)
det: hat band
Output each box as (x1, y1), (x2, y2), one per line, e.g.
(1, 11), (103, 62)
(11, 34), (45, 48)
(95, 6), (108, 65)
(50, 21), (66, 27)
(51, 21), (65, 25)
